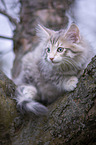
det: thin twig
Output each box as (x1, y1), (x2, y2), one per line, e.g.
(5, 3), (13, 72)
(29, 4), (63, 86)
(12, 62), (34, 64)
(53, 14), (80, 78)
(1, 0), (7, 9)
(0, 9), (18, 28)
(0, 35), (14, 40)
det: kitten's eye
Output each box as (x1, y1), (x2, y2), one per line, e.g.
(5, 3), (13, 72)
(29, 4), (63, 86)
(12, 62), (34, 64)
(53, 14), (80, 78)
(46, 48), (50, 53)
(57, 47), (64, 53)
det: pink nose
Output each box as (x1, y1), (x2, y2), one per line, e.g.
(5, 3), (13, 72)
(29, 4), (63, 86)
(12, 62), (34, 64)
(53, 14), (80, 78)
(50, 58), (54, 61)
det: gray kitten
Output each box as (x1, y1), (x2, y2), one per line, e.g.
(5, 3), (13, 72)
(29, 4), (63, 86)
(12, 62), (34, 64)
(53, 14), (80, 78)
(15, 24), (93, 115)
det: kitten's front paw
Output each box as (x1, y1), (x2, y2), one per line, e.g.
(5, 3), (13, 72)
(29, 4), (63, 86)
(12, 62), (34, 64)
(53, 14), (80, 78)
(64, 76), (78, 91)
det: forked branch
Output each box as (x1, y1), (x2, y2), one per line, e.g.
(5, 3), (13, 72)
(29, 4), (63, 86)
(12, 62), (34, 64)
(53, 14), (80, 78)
(0, 9), (18, 28)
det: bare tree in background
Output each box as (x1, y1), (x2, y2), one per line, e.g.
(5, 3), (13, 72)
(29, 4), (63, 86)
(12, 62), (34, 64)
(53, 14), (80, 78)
(0, 0), (96, 145)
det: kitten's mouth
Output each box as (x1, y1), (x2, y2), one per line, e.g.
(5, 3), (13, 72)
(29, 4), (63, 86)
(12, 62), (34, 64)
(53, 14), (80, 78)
(47, 59), (60, 65)
(51, 61), (60, 65)
(52, 61), (59, 63)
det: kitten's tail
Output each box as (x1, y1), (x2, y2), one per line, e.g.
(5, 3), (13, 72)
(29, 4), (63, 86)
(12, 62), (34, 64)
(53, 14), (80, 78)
(15, 85), (48, 115)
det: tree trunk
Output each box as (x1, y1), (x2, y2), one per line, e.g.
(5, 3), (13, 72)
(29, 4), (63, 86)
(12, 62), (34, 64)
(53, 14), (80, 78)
(0, 71), (21, 145)
(0, 0), (96, 145)
(0, 56), (96, 144)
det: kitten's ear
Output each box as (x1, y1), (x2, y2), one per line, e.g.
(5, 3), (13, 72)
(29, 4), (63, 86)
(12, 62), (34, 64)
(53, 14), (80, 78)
(65, 24), (80, 43)
(36, 24), (53, 40)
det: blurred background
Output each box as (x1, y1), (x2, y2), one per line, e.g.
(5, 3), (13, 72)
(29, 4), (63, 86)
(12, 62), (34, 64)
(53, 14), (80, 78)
(0, 0), (96, 79)
(0, 0), (20, 78)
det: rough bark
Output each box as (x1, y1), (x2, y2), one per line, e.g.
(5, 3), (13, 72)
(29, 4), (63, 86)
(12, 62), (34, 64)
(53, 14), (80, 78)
(0, 71), (22, 145)
(0, 0), (96, 145)
(10, 55), (96, 145)
(0, 57), (96, 145)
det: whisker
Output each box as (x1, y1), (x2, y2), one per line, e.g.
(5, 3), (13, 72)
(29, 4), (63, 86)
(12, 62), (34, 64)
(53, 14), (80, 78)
(63, 57), (81, 71)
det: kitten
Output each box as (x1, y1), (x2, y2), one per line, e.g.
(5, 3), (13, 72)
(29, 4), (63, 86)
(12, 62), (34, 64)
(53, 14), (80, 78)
(15, 23), (93, 115)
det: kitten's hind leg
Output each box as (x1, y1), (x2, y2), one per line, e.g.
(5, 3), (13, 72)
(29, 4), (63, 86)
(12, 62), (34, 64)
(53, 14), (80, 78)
(15, 85), (48, 115)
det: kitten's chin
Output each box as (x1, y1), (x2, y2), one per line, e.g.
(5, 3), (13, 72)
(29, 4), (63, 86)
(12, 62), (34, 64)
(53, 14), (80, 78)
(46, 58), (61, 65)
(49, 61), (61, 66)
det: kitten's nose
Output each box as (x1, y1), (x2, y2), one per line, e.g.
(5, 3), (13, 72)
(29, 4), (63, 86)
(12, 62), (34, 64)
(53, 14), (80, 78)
(50, 57), (54, 61)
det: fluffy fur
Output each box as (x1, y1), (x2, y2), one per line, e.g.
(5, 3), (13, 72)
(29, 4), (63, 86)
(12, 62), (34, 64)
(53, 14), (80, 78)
(14, 23), (93, 115)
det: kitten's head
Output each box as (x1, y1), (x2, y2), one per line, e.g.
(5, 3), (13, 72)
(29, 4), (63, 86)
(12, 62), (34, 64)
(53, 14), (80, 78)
(37, 24), (83, 66)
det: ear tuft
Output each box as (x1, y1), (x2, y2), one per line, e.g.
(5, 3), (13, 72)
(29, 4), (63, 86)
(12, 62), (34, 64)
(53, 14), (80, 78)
(65, 23), (80, 43)
(36, 24), (51, 40)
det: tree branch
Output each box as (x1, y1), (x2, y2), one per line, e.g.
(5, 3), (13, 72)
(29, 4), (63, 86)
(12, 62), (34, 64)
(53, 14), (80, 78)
(1, 0), (7, 9)
(0, 35), (14, 40)
(0, 9), (18, 28)
(0, 56), (96, 145)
